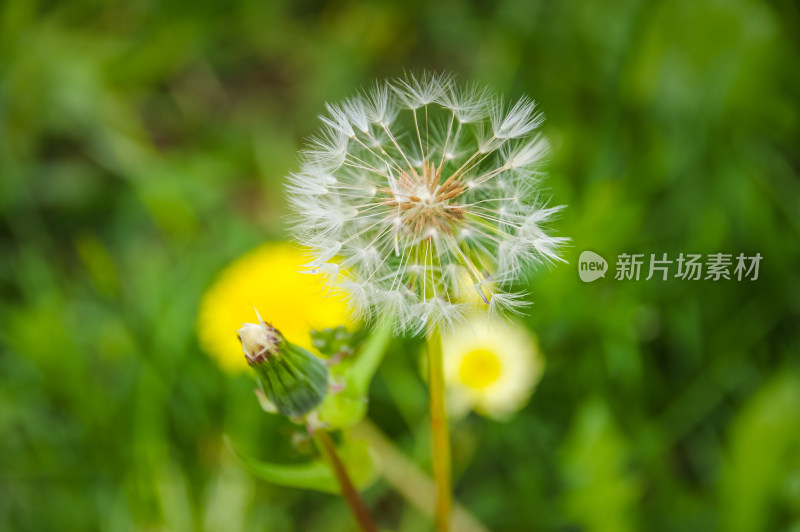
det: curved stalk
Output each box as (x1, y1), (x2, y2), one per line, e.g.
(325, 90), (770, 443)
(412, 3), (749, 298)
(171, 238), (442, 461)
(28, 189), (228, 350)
(314, 430), (378, 532)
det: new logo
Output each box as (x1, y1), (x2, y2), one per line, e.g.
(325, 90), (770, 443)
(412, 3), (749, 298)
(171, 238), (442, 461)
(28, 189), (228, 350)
(578, 251), (608, 283)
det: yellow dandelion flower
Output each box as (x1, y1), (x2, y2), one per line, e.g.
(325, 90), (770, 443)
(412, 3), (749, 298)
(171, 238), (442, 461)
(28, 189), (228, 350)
(442, 316), (544, 420)
(197, 242), (354, 372)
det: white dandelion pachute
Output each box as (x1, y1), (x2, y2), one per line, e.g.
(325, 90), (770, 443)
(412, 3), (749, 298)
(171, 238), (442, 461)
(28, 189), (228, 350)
(288, 73), (568, 335)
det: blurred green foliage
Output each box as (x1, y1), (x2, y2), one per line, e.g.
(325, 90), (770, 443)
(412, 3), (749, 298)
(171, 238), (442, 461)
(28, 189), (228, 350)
(1, 0), (799, 530)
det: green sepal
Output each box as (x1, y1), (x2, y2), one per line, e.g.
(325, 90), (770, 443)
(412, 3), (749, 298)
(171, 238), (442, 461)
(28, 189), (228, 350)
(251, 340), (329, 417)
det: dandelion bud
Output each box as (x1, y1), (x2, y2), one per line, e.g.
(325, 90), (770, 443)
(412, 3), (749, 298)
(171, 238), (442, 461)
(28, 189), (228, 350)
(310, 326), (358, 357)
(237, 312), (329, 417)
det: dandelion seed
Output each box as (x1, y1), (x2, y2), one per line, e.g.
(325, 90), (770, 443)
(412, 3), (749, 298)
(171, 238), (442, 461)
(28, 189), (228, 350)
(287, 74), (567, 334)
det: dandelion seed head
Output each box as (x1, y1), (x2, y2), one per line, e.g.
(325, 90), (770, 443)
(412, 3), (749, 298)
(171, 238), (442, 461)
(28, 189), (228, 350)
(288, 74), (567, 335)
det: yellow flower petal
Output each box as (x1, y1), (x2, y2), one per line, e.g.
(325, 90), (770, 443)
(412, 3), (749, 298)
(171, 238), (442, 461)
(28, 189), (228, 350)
(459, 348), (503, 389)
(443, 316), (544, 420)
(197, 242), (353, 372)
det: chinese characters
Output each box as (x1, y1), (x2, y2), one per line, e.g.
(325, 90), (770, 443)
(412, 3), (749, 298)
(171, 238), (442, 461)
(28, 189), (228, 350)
(614, 253), (761, 281)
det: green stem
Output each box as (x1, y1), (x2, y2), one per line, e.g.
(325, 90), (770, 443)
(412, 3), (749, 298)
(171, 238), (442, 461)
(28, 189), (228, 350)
(427, 327), (451, 532)
(314, 430), (378, 532)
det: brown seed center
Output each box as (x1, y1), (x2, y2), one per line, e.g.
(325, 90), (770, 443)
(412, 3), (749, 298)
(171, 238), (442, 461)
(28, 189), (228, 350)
(382, 163), (466, 237)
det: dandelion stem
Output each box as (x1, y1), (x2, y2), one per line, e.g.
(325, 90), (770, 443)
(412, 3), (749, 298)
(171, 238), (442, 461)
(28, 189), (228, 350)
(314, 430), (378, 532)
(427, 326), (452, 532)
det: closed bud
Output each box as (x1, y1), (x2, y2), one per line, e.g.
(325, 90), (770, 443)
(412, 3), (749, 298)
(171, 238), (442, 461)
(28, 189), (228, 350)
(310, 325), (358, 358)
(237, 310), (329, 417)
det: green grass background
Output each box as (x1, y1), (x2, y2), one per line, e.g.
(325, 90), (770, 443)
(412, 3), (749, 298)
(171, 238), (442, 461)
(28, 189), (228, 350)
(1, 0), (799, 530)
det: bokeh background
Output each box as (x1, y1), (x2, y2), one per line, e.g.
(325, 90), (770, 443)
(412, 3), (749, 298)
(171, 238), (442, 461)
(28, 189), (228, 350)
(2, 0), (799, 530)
